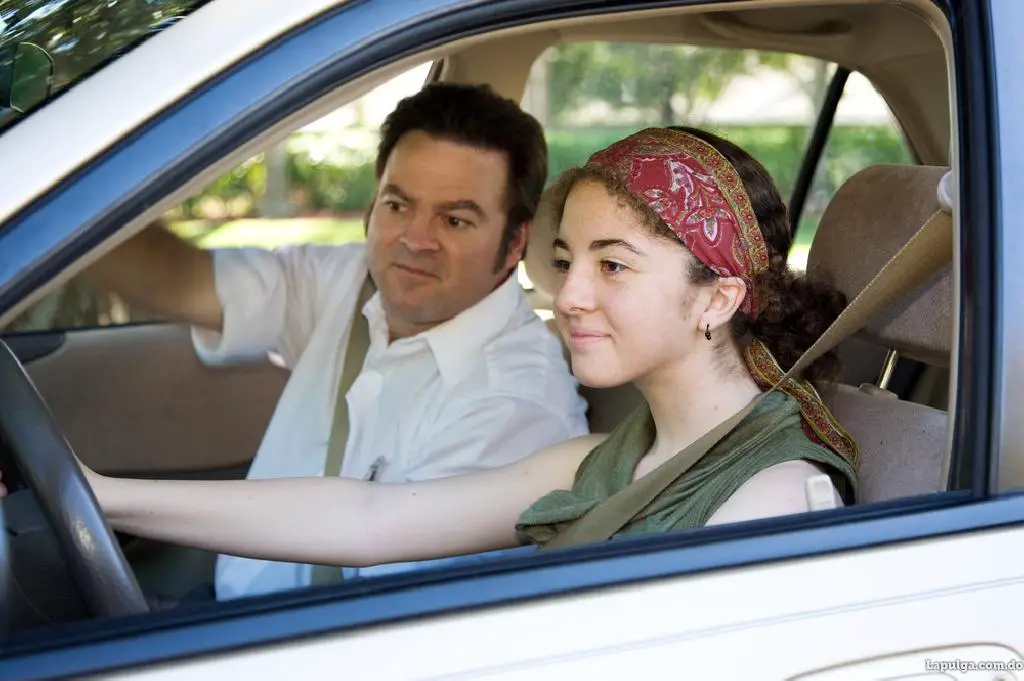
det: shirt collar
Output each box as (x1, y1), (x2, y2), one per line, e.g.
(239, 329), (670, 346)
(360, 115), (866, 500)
(363, 273), (526, 386)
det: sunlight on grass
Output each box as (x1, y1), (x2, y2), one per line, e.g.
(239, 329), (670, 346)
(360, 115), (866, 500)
(788, 216), (818, 271)
(788, 244), (810, 271)
(169, 218), (365, 250)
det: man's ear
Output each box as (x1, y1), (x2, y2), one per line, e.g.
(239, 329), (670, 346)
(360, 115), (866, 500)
(363, 206), (373, 236)
(498, 221), (530, 279)
(703, 276), (748, 332)
(514, 220), (531, 260)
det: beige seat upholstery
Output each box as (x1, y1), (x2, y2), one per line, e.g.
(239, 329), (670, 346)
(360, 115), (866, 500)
(807, 164), (953, 503)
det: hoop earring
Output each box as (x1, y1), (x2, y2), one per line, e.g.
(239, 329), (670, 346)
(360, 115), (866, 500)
(705, 323), (712, 341)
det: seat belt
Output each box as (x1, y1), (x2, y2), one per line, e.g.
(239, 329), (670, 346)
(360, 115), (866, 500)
(543, 208), (953, 550)
(310, 273), (376, 585)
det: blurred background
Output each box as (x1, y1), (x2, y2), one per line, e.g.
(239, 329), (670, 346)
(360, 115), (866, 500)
(161, 47), (909, 270)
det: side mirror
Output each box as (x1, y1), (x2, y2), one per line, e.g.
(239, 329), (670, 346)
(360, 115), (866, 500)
(9, 42), (53, 113)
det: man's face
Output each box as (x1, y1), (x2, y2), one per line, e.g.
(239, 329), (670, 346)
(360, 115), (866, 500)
(366, 130), (527, 340)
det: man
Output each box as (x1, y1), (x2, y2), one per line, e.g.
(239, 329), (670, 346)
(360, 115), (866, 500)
(82, 82), (589, 600)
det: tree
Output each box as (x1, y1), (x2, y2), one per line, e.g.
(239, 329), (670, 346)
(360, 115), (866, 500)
(543, 42), (842, 131)
(546, 42), (759, 126)
(756, 50), (834, 111)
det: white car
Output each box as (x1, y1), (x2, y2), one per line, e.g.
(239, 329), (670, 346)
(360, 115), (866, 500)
(0, 0), (1021, 679)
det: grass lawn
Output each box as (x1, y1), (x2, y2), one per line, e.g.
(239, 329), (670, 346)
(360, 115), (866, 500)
(168, 217), (365, 249)
(787, 216), (819, 271)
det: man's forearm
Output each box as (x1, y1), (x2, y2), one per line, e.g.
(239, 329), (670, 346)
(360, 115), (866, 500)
(78, 223), (223, 331)
(92, 474), (378, 566)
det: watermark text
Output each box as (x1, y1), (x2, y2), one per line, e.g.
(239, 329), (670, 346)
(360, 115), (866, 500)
(925, 657), (1024, 673)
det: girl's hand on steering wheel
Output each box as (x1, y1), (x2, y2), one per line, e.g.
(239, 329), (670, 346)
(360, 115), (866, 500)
(0, 459), (98, 499)
(75, 455), (102, 488)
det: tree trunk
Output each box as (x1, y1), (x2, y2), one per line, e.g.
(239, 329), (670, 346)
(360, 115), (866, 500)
(260, 142), (291, 218)
(659, 75), (676, 126)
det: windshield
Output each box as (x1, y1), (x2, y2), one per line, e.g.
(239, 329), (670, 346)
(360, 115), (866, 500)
(0, 0), (207, 135)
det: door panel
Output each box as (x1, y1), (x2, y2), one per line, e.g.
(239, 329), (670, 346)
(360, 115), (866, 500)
(11, 322), (288, 477)
(112, 522), (1024, 680)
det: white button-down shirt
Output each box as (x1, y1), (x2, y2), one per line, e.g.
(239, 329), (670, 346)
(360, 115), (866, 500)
(191, 243), (589, 600)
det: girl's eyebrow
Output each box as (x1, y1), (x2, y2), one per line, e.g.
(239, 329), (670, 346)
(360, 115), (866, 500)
(552, 237), (646, 256)
(588, 238), (645, 255)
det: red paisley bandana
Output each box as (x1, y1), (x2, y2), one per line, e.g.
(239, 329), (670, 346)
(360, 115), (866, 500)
(586, 128), (770, 318)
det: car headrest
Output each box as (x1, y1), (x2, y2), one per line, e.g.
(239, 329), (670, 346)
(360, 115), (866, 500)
(806, 164), (954, 367)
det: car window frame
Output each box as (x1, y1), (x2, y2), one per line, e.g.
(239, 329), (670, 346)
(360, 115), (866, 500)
(0, 0), (1002, 678)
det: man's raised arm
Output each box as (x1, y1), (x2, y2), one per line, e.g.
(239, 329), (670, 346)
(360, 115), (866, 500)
(78, 222), (223, 332)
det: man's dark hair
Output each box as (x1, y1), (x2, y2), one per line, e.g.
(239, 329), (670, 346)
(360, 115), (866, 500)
(375, 82), (547, 269)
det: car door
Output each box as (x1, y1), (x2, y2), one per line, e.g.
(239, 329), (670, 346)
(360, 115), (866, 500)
(0, 0), (1021, 679)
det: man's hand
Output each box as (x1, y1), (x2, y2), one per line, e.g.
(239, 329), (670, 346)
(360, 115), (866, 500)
(0, 468), (6, 499)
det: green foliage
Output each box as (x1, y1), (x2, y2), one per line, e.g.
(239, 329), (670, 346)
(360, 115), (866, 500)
(180, 124), (911, 237)
(546, 124), (912, 200)
(544, 43), (799, 126)
(286, 150), (377, 214)
(175, 150), (378, 220)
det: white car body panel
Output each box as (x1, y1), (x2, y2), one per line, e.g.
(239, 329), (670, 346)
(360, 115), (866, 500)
(113, 524), (1024, 680)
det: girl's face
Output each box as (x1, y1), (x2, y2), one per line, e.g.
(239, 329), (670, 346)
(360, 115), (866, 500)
(552, 180), (713, 388)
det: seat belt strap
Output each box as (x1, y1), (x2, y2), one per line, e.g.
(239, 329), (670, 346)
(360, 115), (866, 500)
(323, 273), (376, 478)
(310, 272), (375, 585)
(543, 209), (953, 550)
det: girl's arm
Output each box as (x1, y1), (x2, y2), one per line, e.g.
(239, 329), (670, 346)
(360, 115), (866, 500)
(88, 434), (604, 567)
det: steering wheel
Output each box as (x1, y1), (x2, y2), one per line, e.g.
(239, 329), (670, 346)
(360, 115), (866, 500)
(0, 340), (148, 618)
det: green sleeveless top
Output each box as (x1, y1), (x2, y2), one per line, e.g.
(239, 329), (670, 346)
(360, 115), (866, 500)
(515, 391), (858, 546)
